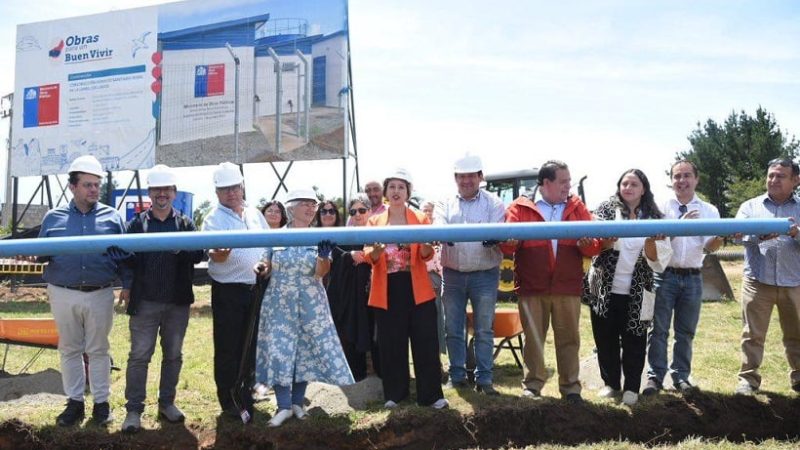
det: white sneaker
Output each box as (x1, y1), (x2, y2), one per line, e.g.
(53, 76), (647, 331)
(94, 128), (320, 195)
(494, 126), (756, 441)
(621, 390), (638, 406)
(268, 409), (294, 427)
(598, 386), (621, 398)
(735, 382), (756, 396)
(253, 383), (270, 401)
(291, 404), (307, 420)
(121, 411), (141, 433)
(384, 400), (398, 409)
(431, 398), (449, 410)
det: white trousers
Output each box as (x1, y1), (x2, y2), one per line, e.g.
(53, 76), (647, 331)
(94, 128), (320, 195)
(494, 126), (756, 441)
(48, 285), (114, 403)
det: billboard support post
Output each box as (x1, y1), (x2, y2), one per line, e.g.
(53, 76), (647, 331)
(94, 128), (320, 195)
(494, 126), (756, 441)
(1, 93), (13, 228)
(295, 50), (309, 141)
(225, 43), (241, 163)
(268, 48), (282, 153)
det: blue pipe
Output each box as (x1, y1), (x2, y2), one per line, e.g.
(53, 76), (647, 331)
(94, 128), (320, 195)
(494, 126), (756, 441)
(2, 218), (789, 257)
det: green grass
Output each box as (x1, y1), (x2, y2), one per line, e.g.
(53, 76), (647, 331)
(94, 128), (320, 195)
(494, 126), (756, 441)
(1, 264), (798, 447)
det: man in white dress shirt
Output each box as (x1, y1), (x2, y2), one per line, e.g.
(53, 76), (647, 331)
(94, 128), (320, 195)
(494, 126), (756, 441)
(644, 160), (723, 395)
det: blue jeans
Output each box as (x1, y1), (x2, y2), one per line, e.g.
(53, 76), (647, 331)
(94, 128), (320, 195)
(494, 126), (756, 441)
(125, 300), (190, 413)
(647, 271), (703, 384)
(274, 382), (308, 410)
(443, 267), (499, 386)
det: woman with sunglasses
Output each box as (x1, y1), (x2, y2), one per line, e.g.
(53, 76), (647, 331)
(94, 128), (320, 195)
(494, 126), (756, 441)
(326, 194), (380, 381)
(314, 200), (342, 228)
(254, 188), (354, 427)
(364, 168), (447, 410)
(260, 200), (288, 229)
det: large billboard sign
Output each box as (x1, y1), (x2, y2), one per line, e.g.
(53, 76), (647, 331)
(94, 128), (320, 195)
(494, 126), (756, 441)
(13, 8), (158, 177)
(11, 0), (349, 177)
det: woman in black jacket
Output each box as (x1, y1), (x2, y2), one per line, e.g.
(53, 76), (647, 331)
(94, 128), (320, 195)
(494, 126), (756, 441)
(325, 193), (378, 381)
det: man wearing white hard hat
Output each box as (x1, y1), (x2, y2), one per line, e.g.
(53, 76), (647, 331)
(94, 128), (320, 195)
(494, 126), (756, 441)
(201, 162), (268, 420)
(119, 165), (204, 433)
(37, 154), (131, 426)
(435, 154), (505, 395)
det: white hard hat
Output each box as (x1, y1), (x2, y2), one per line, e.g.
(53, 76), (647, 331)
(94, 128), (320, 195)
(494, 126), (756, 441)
(68, 155), (104, 178)
(454, 154), (483, 174)
(284, 188), (318, 204)
(147, 164), (177, 188)
(385, 167), (413, 185)
(213, 162), (244, 188)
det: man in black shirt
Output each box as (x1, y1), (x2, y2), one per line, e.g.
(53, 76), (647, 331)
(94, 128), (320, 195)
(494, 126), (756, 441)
(119, 165), (204, 433)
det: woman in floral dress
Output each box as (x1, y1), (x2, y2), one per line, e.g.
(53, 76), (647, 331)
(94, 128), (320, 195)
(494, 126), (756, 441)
(255, 188), (354, 427)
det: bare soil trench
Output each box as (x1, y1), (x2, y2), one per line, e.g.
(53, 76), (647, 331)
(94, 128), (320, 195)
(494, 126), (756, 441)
(2, 390), (799, 449)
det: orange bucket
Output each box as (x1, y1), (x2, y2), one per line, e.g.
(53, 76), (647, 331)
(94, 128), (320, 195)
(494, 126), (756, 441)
(466, 308), (523, 338)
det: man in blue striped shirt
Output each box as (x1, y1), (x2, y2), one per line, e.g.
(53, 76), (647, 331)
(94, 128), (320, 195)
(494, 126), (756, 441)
(735, 158), (800, 395)
(38, 155), (131, 427)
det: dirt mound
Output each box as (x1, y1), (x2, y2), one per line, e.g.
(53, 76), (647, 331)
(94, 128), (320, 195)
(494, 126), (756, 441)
(4, 391), (796, 449)
(0, 369), (63, 401)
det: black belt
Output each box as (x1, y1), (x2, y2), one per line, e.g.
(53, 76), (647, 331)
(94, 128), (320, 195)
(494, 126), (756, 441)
(665, 267), (701, 275)
(54, 283), (113, 292)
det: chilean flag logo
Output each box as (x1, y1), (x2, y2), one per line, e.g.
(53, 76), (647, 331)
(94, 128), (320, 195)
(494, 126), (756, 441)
(23, 84), (60, 128)
(194, 64), (225, 98)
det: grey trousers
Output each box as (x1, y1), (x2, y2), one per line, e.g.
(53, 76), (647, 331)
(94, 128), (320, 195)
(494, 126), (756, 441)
(124, 300), (190, 413)
(48, 285), (115, 403)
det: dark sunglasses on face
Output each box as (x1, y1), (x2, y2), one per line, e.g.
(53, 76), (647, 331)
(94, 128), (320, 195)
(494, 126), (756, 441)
(349, 207), (368, 216)
(320, 208), (337, 216)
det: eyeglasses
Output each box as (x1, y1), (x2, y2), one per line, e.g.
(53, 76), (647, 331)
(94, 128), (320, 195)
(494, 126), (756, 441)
(349, 207), (368, 216)
(216, 185), (242, 193)
(149, 187), (175, 193)
(319, 208), (337, 216)
(678, 204), (687, 215)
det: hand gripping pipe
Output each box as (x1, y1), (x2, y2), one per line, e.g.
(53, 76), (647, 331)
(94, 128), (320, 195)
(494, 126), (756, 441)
(0, 218), (790, 257)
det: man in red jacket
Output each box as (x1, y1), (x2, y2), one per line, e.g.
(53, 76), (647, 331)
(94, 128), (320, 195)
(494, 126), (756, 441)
(502, 160), (600, 402)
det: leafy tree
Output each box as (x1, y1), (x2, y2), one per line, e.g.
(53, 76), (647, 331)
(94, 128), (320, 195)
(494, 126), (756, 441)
(726, 177), (764, 215)
(676, 107), (798, 217)
(193, 199), (213, 228)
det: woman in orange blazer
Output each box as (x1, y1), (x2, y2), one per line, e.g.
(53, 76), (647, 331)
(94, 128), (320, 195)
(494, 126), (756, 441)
(364, 168), (448, 410)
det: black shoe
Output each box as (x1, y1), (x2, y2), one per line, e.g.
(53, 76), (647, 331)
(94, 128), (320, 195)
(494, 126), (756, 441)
(642, 379), (662, 396)
(475, 384), (500, 396)
(565, 393), (583, 404)
(91, 402), (113, 426)
(56, 399), (85, 427)
(793, 383), (800, 394)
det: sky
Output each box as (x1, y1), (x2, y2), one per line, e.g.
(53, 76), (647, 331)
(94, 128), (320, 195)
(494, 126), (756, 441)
(1, 0), (799, 212)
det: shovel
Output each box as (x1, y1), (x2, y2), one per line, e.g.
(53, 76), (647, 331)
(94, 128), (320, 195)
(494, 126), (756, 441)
(229, 278), (266, 424)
